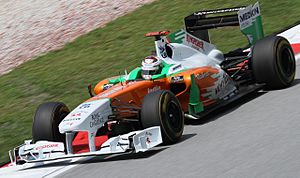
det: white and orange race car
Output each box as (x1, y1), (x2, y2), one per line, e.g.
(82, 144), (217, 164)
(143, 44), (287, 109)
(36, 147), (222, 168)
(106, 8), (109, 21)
(6, 3), (296, 166)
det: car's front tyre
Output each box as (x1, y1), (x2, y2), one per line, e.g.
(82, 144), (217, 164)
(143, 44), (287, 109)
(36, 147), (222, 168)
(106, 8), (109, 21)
(140, 90), (184, 144)
(32, 102), (69, 143)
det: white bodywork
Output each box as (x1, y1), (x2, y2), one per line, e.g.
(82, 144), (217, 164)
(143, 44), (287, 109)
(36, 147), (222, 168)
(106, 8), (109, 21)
(10, 126), (162, 164)
(165, 43), (222, 69)
(59, 99), (112, 133)
(158, 30), (225, 71)
(18, 141), (66, 161)
(7, 99), (162, 165)
(59, 99), (112, 152)
(155, 30), (237, 100)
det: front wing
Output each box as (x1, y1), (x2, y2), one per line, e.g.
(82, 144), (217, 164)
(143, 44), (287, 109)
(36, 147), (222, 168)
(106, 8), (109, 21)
(8, 126), (162, 165)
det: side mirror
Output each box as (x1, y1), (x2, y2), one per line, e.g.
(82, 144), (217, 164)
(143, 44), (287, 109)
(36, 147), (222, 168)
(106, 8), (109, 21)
(88, 84), (94, 97)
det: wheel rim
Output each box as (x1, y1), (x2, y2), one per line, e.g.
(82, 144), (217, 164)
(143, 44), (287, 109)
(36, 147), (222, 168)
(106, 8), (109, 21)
(166, 101), (182, 131)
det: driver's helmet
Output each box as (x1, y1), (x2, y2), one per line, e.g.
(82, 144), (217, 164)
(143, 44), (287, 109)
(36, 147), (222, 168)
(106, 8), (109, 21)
(141, 56), (162, 80)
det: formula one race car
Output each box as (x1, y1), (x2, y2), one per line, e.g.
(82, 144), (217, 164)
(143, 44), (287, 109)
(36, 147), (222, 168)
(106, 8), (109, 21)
(7, 2), (295, 165)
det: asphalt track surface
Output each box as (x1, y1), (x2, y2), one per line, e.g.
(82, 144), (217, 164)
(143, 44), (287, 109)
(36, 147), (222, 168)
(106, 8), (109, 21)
(53, 61), (300, 178)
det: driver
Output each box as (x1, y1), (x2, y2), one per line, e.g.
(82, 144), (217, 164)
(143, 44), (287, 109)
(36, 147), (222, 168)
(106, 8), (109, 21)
(141, 56), (162, 80)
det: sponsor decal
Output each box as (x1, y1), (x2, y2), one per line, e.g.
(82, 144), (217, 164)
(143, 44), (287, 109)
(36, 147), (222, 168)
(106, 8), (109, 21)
(172, 64), (182, 71)
(71, 113), (81, 117)
(215, 73), (231, 95)
(195, 72), (210, 80)
(90, 132), (95, 138)
(103, 83), (114, 90)
(145, 131), (152, 136)
(79, 103), (91, 109)
(194, 7), (244, 16)
(98, 85), (123, 97)
(186, 34), (204, 50)
(159, 46), (167, 58)
(35, 144), (59, 150)
(146, 137), (151, 144)
(145, 131), (152, 144)
(238, 2), (264, 45)
(127, 81), (136, 86)
(148, 86), (161, 93)
(90, 113), (105, 128)
(239, 6), (259, 23)
(171, 76), (184, 83)
(63, 118), (81, 122)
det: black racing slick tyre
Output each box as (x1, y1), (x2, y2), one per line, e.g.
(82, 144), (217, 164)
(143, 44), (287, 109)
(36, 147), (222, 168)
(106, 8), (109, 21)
(141, 90), (184, 144)
(252, 36), (296, 89)
(32, 102), (70, 143)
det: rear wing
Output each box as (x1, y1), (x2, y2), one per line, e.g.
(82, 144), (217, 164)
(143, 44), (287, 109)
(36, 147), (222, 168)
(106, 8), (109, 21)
(184, 2), (264, 46)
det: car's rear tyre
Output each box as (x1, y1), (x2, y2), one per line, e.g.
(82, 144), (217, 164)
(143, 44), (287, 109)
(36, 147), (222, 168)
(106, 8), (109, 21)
(141, 90), (184, 144)
(252, 36), (296, 89)
(32, 102), (69, 142)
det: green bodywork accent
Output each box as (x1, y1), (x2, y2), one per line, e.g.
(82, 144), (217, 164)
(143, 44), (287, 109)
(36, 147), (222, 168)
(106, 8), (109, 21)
(109, 62), (184, 83)
(188, 74), (204, 114)
(126, 62), (175, 80)
(241, 16), (264, 46)
(168, 29), (186, 44)
(238, 2), (264, 46)
(128, 67), (142, 80)
(109, 75), (126, 84)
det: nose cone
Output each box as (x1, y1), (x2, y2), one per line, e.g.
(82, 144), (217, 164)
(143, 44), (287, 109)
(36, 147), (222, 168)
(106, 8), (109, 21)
(59, 99), (112, 133)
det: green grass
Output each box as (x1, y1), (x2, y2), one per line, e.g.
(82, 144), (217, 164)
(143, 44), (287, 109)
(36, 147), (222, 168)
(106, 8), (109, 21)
(1, 0), (300, 164)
